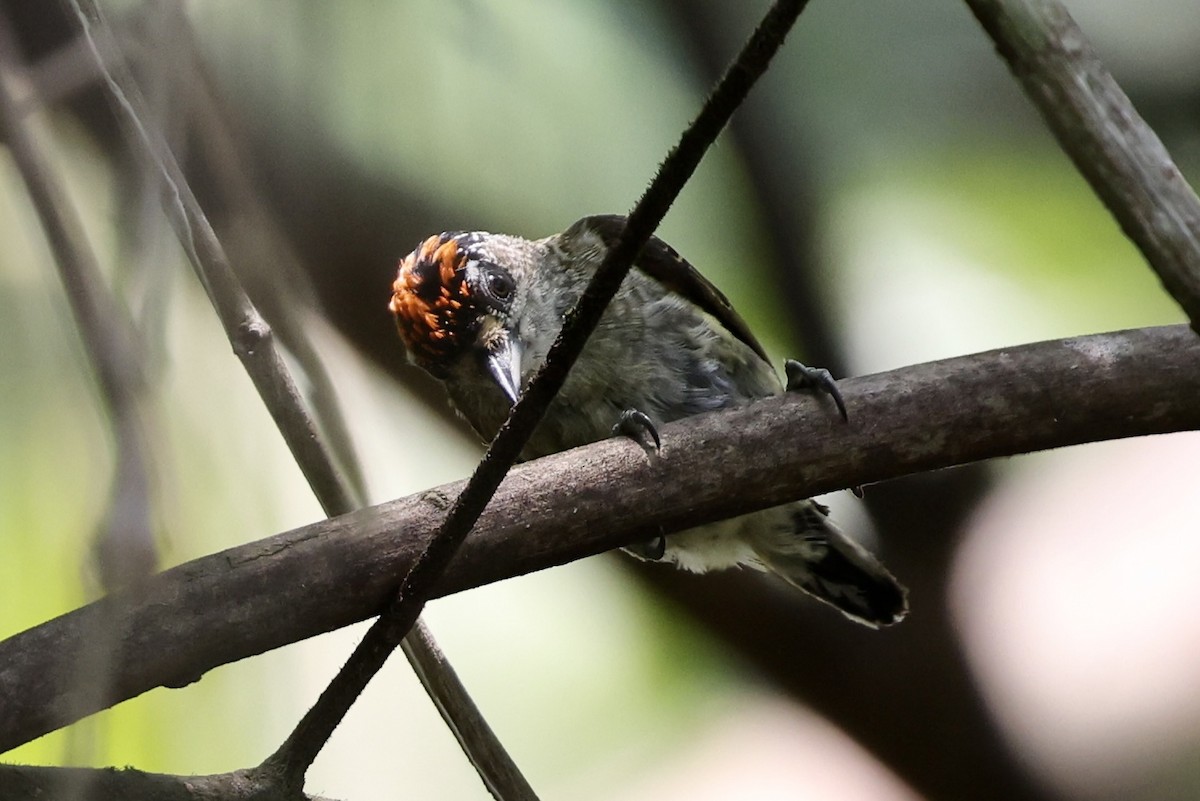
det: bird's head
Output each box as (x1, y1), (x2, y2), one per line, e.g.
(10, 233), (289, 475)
(389, 231), (529, 404)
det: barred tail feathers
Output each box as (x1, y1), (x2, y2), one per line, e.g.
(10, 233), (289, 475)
(748, 502), (908, 628)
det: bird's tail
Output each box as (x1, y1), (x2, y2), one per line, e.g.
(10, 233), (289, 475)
(748, 501), (908, 628)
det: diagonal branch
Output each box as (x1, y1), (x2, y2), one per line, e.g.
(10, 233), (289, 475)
(2, 324), (1197, 753)
(265, 0), (815, 779)
(964, 0), (1200, 331)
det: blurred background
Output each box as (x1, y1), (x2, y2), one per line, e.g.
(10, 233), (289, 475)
(0, 0), (1197, 799)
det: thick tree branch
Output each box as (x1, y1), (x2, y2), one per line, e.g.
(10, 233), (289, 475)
(965, 0), (1200, 331)
(2, 325), (1196, 753)
(0, 763), (339, 801)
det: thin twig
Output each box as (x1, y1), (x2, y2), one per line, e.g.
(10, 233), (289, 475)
(964, 0), (1200, 332)
(150, 2), (368, 501)
(400, 625), (538, 801)
(3, 324), (1197, 752)
(63, 1), (534, 797)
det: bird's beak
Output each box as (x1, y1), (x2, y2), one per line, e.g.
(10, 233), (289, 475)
(484, 329), (524, 406)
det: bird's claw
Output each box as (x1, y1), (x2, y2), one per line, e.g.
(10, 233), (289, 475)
(784, 360), (848, 422)
(786, 360), (861, 494)
(613, 408), (661, 455)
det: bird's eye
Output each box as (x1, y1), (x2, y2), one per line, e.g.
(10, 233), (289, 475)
(482, 267), (515, 304)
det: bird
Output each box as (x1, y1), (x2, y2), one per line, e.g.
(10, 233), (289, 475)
(389, 214), (907, 627)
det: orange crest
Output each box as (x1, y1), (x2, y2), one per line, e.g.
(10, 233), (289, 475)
(389, 234), (479, 373)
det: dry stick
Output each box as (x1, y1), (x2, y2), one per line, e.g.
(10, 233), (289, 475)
(400, 624), (535, 801)
(964, 0), (1200, 331)
(159, 3), (368, 502)
(264, 0), (814, 780)
(2, 325), (1198, 754)
(64, 2), (536, 799)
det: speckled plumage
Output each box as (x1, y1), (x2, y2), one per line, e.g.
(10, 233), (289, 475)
(390, 215), (907, 626)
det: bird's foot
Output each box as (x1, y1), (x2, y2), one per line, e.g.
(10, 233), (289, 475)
(613, 408), (661, 455)
(622, 536), (667, 562)
(785, 361), (862, 495)
(784, 360), (848, 422)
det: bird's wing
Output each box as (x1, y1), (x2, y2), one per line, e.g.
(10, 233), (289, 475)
(568, 214), (772, 365)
